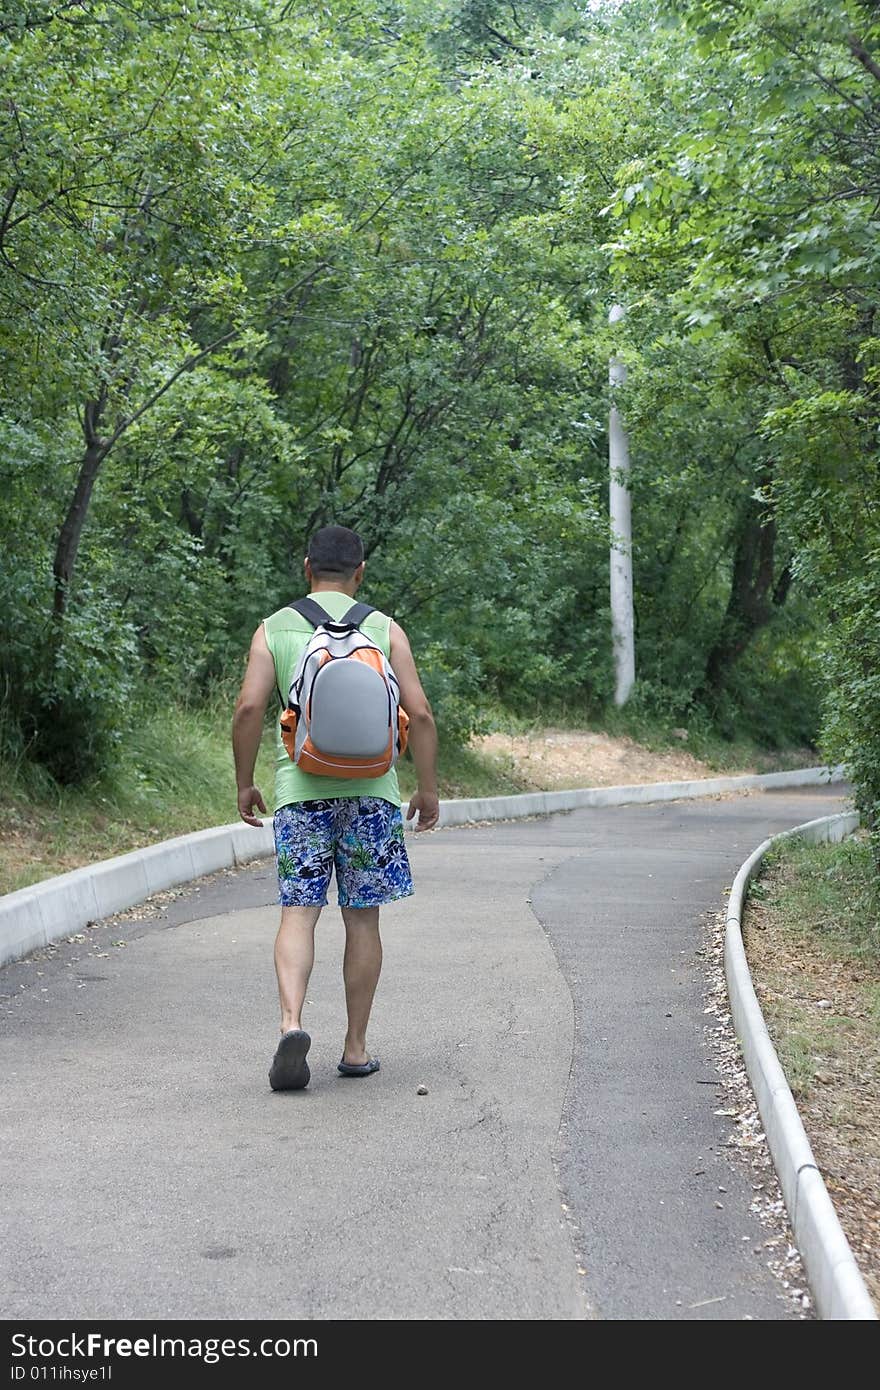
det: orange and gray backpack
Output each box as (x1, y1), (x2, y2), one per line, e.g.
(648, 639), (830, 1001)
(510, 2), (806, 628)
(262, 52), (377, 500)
(279, 598), (409, 779)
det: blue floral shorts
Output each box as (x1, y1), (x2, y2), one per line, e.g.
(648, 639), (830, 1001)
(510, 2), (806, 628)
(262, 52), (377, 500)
(274, 797), (414, 910)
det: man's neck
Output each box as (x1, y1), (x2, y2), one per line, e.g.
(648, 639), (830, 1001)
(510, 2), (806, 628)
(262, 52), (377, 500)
(310, 582), (359, 597)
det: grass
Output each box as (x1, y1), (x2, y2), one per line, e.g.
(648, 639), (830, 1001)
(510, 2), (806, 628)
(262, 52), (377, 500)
(2, 701), (275, 895)
(0, 702), (530, 895)
(399, 735), (529, 802)
(1, 693), (835, 897)
(755, 833), (880, 966)
(743, 830), (880, 1105)
(742, 831), (880, 1305)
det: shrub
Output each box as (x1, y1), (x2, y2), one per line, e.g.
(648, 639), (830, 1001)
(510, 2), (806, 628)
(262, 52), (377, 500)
(818, 559), (880, 872)
(0, 577), (138, 785)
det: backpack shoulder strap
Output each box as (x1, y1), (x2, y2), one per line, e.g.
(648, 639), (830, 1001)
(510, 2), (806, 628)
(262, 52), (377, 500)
(289, 597), (332, 628)
(341, 601), (375, 629)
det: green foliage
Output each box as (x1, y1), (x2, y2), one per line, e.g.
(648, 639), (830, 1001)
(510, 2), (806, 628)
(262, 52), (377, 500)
(601, 0), (880, 856)
(0, 420), (137, 781)
(817, 561), (880, 869)
(0, 0), (871, 835)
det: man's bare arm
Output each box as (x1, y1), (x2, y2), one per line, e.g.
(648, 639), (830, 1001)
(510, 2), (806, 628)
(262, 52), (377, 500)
(390, 619), (439, 832)
(232, 624), (277, 827)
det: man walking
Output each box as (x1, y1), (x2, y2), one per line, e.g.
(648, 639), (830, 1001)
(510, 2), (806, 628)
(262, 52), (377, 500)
(232, 525), (439, 1091)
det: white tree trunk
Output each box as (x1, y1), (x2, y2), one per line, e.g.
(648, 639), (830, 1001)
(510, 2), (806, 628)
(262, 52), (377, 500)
(609, 305), (635, 706)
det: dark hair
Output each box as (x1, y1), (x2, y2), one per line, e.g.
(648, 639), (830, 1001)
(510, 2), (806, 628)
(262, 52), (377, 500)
(306, 525), (364, 579)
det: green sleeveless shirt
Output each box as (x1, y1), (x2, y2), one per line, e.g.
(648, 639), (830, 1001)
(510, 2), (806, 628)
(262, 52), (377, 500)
(263, 590), (402, 812)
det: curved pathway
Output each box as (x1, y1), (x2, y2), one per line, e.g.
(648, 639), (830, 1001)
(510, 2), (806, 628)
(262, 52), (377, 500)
(0, 780), (851, 1319)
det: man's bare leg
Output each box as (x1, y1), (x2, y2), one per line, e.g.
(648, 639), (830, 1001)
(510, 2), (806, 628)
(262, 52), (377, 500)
(274, 904), (322, 1035)
(340, 906), (382, 1066)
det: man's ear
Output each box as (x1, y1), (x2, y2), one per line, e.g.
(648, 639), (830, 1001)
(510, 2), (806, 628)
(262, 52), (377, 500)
(304, 556), (312, 581)
(354, 561), (366, 588)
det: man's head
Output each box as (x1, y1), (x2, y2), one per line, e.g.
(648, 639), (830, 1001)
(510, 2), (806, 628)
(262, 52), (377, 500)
(304, 525), (365, 591)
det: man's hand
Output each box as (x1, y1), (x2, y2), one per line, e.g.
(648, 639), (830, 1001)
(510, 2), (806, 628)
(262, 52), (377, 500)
(406, 790), (440, 832)
(390, 621), (439, 834)
(232, 624), (277, 827)
(238, 784), (267, 828)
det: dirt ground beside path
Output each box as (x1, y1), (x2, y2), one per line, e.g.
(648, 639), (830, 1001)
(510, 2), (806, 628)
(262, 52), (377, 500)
(472, 728), (796, 791)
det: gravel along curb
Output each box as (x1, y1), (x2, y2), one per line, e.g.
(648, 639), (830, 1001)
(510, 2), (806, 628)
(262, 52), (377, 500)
(724, 810), (877, 1320)
(0, 763), (847, 969)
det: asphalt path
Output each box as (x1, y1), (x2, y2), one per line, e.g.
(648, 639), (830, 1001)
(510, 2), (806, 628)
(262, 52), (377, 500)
(0, 780), (851, 1320)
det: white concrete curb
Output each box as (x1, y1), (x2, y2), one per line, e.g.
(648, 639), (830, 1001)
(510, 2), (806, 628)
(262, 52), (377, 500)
(724, 810), (877, 1320)
(0, 821), (272, 969)
(425, 761), (848, 827)
(0, 762), (848, 970)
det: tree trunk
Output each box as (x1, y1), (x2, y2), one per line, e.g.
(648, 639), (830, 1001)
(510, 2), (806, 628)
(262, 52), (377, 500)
(53, 399), (107, 618)
(693, 478), (791, 706)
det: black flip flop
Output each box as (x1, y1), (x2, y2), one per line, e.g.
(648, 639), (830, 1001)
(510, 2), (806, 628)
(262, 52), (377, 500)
(269, 1029), (311, 1091)
(337, 1056), (380, 1077)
